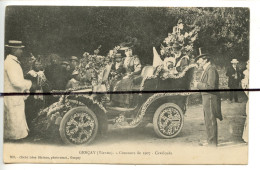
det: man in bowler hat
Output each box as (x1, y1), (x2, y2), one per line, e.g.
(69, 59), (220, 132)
(194, 49), (223, 146)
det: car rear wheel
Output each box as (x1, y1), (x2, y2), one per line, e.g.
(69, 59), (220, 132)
(59, 106), (98, 145)
(153, 103), (184, 138)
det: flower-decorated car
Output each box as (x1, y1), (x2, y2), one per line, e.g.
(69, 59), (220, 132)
(33, 20), (199, 145)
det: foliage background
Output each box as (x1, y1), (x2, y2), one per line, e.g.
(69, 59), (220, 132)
(5, 6), (249, 67)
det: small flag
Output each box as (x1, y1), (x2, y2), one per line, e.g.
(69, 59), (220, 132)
(153, 47), (163, 67)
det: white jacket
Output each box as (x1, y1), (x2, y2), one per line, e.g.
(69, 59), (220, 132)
(4, 54), (32, 140)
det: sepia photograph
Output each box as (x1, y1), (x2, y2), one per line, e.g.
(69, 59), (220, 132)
(1, 3), (252, 165)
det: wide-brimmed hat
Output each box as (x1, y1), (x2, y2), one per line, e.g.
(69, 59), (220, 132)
(231, 59), (239, 64)
(120, 46), (132, 51)
(194, 47), (211, 61)
(115, 53), (122, 58)
(70, 56), (79, 61)
(5, 40), (25, 48)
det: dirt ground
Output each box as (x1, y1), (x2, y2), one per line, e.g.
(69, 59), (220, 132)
(94, 99), (247, 147)
(3, 94), (248, 164)
(6, 92), (247, 147)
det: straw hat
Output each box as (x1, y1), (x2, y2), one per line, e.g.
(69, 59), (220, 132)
(231, 59), (239, 64)
(5, 40), (25, 48)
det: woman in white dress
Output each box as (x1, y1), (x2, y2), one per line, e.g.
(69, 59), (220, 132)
(241, 61), (249, 143)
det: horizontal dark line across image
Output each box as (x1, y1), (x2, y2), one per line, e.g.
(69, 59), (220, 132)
(0, 88), (258, 96)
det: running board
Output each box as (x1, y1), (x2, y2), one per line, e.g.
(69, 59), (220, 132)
(106, 106), (136, 112)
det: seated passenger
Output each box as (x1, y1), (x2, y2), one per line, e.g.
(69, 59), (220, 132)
(106, 53), (126, 102)
(160, 57), (178, 78)
(66, 70), (80, 89)
(107, 46), (141, 107)
(111, 53), (125, 81)
(172, 43), (189, 73)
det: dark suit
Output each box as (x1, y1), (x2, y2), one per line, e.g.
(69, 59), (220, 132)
(197, 63), (223, 146)
(175, 54), (189, 72)
(45, 64), (69, 90)
(226, 65), (241, 102)
(108, 61), (125, 104)
(111, 61), (125, 77)
(44, 64), (69, 106)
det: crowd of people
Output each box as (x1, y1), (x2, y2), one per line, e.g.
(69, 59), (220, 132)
(4, 39), (145, 136)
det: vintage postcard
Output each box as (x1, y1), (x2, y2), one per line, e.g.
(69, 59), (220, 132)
(1, 2), (251, 165)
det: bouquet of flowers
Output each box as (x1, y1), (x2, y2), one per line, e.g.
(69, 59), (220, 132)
(75, 45), (107, 87)
(160, 19), (200, 58)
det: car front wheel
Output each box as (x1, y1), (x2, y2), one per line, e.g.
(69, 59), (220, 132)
(153, 103), (184, 138)
(59, 106), (98, 145)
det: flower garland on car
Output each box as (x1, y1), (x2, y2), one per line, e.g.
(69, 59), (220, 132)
(129, 92), (190, 126)
(75, 45), (122, 90)
(72, 45), (109, 87)
(139, 63), (197, 91)
(154, 19), (200, 80)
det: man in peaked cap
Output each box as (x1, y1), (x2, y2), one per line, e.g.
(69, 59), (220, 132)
(65, 56), (79, 79)
(69, 56), (79, 72)
(4, 40), (32, 140)
(194, 48), (223, 147)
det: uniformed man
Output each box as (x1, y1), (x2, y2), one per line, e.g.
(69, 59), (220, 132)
(194, 50), (223, 146)
(69, 56), (79, 73)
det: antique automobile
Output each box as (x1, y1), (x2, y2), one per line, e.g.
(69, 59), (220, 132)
(35, 63), (195, 145)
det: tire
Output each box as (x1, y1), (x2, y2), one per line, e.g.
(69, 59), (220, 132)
(153, 103), (184, 139)
(59, 106), (98, 145)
